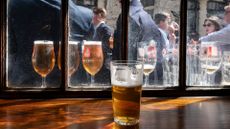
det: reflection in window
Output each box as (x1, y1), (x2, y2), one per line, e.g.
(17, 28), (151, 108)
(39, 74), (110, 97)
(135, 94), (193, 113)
(186, 0), (230, 86)
(128, 0), (180, 87)
(7, 0), (62, 88)
(68, 0), (121, 87)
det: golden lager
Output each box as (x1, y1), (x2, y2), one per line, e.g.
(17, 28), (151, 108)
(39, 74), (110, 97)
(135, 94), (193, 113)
(32, 41), (55, 77)
(143, 64), (155, 75)
(58, 41), (80, 76)
(112, 84), (142, 125)
(82, 41), (103, 76)
(111, 60), (143, 125)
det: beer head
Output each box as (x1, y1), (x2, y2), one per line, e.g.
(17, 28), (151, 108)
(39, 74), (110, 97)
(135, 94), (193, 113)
(111, 60), (143, 87)
(34, 40), (53, 45)
(69, 41), (79, 45)
(83, 40), (102, 45)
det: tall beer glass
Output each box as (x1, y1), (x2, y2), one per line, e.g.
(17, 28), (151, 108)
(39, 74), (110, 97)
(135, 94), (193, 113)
(32, 40), (55, 88)
(58, 41), (80, 76)
(82, 41), (103, 86)
(111, 60), (143, 125)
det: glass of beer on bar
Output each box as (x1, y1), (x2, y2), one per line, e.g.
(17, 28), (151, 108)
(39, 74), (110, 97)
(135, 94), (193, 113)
(32, 40), (55, 88)
(111, 60), (143, 125)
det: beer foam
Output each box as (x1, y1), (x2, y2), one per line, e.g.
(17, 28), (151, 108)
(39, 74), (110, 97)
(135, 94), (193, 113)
(83, 40), (102, 45)
(144, 64), (155, 69)
(111, 66), (143, 87)
(34, 40), (53, 44)
(68, 41), (79, 45)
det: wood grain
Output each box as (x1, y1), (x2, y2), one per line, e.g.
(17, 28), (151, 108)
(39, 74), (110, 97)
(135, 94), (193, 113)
(0, 97), (229, 129)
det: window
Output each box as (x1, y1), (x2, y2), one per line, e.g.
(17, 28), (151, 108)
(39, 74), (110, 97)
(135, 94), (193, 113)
(0, 0), (230, 98)
(186, 0), (230, 87)
(5, 0), (121, 90)
(128, 0), (181, 87)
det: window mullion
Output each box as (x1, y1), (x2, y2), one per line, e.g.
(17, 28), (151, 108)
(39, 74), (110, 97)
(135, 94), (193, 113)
(179, 0), (187, 90)
(121, 0), (130, 60)
(0, 0), (6, 90)
(61, 0), (68, 91)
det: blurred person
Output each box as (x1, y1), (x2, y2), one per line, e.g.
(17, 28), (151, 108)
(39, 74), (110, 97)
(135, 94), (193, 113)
(190, 16), (221, 45)
(202, 16), (221, 36)
(92, 7), (113, 84)
(112, 0), (122, 60)
(128, 0), (165, 85)
(199, 16), (222, 85)
(8, 0), (94, 86)
(200, 5), (230, 42)
(155, 12), (175, 52)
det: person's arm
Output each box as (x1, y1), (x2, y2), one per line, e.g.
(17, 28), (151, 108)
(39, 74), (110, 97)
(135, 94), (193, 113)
(98, 25), (113, 53)
(200, 25), (230, 42)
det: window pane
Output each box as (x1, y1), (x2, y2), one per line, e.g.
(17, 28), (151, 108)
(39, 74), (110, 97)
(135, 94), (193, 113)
(67, 0), (121, 87)
(7, 0), (62, 88)
(128, 0), (180, 87)
(186, 0), (230, 86)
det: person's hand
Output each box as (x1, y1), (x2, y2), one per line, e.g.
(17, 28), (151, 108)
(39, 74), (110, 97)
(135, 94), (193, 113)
(108, 36), (114, 49)
(190, 39), (198, 45)
(162, 48), (167, 56)
(169, 32), (176, 44)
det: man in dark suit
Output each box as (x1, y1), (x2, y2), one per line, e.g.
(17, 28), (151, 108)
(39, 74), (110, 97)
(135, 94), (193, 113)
(115, 0), (165, 85)
(8, 0), (94, 87)
(92, 7), (113, 84)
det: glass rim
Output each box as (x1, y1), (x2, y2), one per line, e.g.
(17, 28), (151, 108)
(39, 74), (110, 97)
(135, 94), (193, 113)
(68, 41), (79, 45)
(111, 60), (143, 65)
(83, 40), (102, 45)
(34, 40), (53, 44)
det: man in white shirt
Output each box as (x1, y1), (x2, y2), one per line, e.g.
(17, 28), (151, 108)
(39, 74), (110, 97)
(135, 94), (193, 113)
(154, 12), (177, 53)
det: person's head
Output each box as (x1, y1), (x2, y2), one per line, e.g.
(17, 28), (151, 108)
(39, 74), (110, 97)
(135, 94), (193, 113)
(224, 4), (230, 24)
(130, 0), (141, 5)
(92, 7), (107, 26)
(203, 16), (221, 35)
(154, 12), (170, 30)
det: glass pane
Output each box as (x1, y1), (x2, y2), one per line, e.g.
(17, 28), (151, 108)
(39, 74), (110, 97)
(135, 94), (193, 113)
(7, 0), (62, 88)
(68, 0), (121, 88)
(128, 0), (181, 87)
(186, 0), (230, 86)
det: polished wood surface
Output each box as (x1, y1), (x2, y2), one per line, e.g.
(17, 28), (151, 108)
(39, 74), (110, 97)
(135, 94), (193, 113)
(0, 97), (229, 129)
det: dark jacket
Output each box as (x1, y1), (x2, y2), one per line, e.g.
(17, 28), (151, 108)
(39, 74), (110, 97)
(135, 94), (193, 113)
(8, 0), (93, 86)
(113, 14), (122, 60)
(129, 0), (165, 62)
(93, 23), (113, 84)
(128, 0), (165, 84)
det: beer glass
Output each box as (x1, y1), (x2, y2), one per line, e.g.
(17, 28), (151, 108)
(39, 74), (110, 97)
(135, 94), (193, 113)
(137, 40), (157, 87)
(200, 41), (222, 86)
(111, 60), (143, 125)
(222, 51), (230, 85)
(58, 41), (80, 76)
(32, 40), (55, 88)
(163, 44), (179, 86)
(82, 41), (103, 86)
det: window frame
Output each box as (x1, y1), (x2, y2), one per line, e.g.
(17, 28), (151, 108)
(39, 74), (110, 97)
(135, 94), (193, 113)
(0, 0), (230, 99)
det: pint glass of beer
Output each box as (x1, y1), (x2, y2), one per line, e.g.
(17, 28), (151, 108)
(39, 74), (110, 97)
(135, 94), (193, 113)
(111, 60), (143, 125)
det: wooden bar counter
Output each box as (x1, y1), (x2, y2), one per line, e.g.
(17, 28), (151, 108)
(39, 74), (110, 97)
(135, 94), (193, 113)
(0, 97), (229, 129)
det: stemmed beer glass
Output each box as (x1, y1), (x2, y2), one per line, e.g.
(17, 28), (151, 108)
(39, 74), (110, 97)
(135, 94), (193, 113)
(137, 40), (157, 87)
(82, 40), (103, 86)
(58, 41), (80, 77)
(32, 40), (55, 88)
(199, 41), (222, 86)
